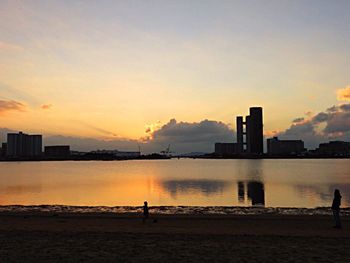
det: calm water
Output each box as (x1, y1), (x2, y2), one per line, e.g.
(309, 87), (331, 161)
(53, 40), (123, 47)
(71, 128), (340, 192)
(0, 159), (349, 208)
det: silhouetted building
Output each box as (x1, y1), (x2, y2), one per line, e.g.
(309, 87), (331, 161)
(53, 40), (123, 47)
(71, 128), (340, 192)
(30, 135), (42, 156)
(45, 145), (70, 158)
(6, 132), (42, 157)
(247, 107), (264, 154)
(236, 107), (264, 155)
(236, 116), (244, 153)
(315, 141), (350, 156)
(215, 106), (264, 156)
(214, 143), (238, 156)
(90, 150), (141, 158)
(1, 143), (7, 157)
(267, 137), (305, 155)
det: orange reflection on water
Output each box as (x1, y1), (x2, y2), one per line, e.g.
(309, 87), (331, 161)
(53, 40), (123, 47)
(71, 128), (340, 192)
(0, 159), (349, 208)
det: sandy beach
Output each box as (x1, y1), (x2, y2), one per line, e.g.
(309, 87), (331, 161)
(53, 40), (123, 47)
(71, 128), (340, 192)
(0, 212), (349, 262)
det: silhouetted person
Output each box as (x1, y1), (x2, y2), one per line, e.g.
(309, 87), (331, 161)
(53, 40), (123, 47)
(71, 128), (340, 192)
(143, 201), (149, 223)
(332, 189), (342, 229)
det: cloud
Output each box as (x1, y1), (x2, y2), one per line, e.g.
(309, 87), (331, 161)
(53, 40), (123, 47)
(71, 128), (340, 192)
(0, 127), (15, 142)
(312, 112), (329, 123)
(337, 86), (350, 101)
(277, 103), (350, 149)
(0, 83), (40, 107)
(43, 118), (234, 154)
(41, 104), (52, 110)
(323, 111), (350, 135)
(144, 118), (234, 153)
(144, 121), (162, 136)
(0, 100), (26, 115)
(0, 41), (23, 52)
(151, 119), (233, 143)
(292, 117), (304, 124)
(264, 130), (280, 138)
(76, 121), (118, 137)
(340, 104), (350, 111)
(304, 111), (313, 117)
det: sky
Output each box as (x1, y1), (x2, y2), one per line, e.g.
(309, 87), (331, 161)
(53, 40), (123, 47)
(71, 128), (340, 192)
(1, 0), (350, 153)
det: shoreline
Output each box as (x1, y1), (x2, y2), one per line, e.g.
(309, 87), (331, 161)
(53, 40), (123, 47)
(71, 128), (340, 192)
(0, 204), (349, 216)
(0, 156), (350, 162)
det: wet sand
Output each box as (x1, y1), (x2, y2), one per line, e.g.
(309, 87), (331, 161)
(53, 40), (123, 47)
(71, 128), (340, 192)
(0, 212), (349, 262)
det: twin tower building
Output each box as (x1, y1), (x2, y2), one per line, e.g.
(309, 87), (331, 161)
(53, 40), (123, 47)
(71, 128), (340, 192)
(215, 107), (264, 156)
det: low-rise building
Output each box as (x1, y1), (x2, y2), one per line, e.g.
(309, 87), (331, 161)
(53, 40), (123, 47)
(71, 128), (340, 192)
(90, 150), (141, 158)
(45, 145), (71, 158)
(215, 143), (239, 156)
(267, 137), (305, 155)
(315, 141), (350, 156)
(1, 143), (7, 157)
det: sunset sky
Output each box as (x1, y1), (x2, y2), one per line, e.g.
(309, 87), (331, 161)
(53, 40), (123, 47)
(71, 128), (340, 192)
(1, 0), (350, 152)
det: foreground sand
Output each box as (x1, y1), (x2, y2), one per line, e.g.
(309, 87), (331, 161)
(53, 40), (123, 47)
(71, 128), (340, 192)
(0, 212), (349, 262)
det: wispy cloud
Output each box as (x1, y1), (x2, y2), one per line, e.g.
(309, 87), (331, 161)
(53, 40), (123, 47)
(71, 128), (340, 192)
(0, 99), (26, 115)
(41, 104), (52, 110)
(0, 83), (40, 106)
(0, 41), (23, 52)
(76, 121), (118, 137)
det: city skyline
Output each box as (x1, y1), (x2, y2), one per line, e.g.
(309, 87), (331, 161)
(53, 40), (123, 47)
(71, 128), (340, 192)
(0, 100), (350, 153)
(1, 1), (350, 153)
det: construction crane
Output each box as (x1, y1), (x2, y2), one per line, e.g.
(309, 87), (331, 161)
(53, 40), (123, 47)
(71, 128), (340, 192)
(137, 144), (141, 154)
(160, 144), (173, 156)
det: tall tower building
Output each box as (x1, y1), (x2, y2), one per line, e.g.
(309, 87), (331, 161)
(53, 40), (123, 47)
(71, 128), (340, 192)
(235, 107), (263, 155)
(247, 107), (263, 154)
(236, 116), (244, 153)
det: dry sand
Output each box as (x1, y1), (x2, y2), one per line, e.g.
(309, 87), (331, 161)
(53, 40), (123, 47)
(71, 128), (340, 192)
(0, 212), (349, 262)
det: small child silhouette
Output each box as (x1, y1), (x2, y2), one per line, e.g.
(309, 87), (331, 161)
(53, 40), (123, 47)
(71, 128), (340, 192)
(143, 201), (149, 223)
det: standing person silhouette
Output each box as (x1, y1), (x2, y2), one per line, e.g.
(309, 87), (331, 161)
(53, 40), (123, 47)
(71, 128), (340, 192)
(332, 189), (342, 229)
(143, 201), (149, 224)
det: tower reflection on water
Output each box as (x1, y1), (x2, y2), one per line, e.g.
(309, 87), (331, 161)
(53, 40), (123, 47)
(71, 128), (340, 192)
(238, 181), (265, 206)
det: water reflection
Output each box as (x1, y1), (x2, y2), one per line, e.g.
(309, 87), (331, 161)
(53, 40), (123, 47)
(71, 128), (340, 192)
(294, 185), (331, 202)
(237, 181), (265, 206)
(236, 160), (265, 206)
(161, 179), (229, 198)
(248, 181), (265, 206)
(238, 181), (245, 202)
(0, 160), (348, 207)
(329, 184), (350, 205)
(4, 185), (42, 194)
(294, 183), (350, 205)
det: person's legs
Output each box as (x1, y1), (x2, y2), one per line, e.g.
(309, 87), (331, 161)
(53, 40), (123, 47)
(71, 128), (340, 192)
(143, 214), (148, 224)
(333, 210), (341, 228)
